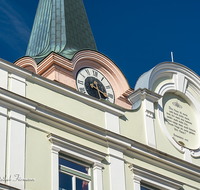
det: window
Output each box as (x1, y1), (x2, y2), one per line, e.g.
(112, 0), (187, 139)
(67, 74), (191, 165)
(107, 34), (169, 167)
(141, 184), (160, 190)
(59, 156), (92, 190)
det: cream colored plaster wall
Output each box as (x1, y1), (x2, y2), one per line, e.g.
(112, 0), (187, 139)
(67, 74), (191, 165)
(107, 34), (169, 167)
(102, 157), (111, 190)
(25, 126), (51, 190)
(27, 117), (107, 154)
(26, 80), (105, 128)
(120, 103), (146, 144)
(124, 154), (200, 189)
(183, 185), (198, 190)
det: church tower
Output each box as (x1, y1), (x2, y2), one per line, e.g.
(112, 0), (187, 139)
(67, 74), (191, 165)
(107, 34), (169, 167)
(26, 0), (97, 63)
(15, 0), (133, 109)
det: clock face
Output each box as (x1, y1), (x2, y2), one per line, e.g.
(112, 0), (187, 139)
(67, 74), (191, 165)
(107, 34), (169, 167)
(76, 68), (115, 103)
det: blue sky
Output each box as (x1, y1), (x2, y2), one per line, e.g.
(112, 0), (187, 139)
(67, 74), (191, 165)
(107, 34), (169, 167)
(0, 0), (200, 89)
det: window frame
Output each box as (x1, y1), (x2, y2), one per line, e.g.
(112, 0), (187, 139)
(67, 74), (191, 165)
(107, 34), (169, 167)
(48, 134), (106, 190)
(59, 156), (92, 190)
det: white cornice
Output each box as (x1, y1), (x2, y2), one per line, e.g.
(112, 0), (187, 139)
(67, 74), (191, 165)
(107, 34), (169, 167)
(48, 134), (107, 163)
(128, 88), (162, 105)
(125, 144), (200, 183)
(0, 88), (36, 114)
(130, 164), (184, 190)
(0, 59), (32, 78)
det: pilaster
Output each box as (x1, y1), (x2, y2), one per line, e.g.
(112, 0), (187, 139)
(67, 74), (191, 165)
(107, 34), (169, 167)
(8, 110), (26, 189)
(0, 105), (8, 184)
(129, 89), (161, 148)
(93, 162), (104, 190)
(51, 146), (60, 190)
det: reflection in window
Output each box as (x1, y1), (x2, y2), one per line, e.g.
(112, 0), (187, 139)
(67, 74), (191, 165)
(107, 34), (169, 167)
(59, 157), (91, 190)
(59, 172), (72, 190)
(76, 178), (88, 190)
(59, 157), (88, 174)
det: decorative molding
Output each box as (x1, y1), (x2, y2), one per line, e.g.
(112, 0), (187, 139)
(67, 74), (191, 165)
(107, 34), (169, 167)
(173, 72), (188, 94)
(37, 52), (73, 75)
(130, 164), (184, 190)
(128, 88), (162, 110)
(126, 144), (200, 183)
(48, 134), (107, 163)
(51, 146), (60, 154)
(48, 133), (106, 190)
(133, 176), (141, 190)
(157, 83), (200, 156)
(0, 88), (36, 114)
(129, 89), (161, 148)
(14, 57), (37, 74)
(93, 162), (104, 169)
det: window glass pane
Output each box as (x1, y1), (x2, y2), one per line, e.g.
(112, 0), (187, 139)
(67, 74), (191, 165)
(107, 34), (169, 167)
(141, 187), (149, 190)
(59, 157), (88, 174)
(76, 178), (89, 190)
(141, 185), (160, 190)
(59, 172), (72, 190)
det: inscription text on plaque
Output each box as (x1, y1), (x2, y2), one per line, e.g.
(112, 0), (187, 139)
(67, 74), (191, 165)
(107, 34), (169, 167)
(163, 93), (199, 149)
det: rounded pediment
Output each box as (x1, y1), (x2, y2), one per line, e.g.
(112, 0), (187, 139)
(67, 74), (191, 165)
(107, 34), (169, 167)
(135, 62), (200, 157)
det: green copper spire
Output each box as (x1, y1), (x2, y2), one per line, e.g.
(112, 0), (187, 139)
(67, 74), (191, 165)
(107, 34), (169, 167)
(26, 0), (97, 63)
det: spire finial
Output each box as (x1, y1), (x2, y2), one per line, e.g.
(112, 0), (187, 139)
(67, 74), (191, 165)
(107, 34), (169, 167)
(171, 52), (174, 62)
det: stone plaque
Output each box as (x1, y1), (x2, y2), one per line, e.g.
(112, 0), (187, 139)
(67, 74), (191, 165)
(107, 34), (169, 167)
(163, 93), (199, 150)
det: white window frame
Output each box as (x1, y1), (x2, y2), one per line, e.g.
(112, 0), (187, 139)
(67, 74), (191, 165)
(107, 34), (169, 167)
(130, 164), (183, 190)
(48, 134), (106, 190)
(59, 156), (92, 190)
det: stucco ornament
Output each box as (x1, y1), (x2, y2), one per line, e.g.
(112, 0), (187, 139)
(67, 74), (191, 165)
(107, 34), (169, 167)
(135, 62), (200, 159)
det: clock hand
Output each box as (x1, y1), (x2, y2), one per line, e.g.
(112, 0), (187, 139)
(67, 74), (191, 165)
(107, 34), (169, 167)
(91, 81), (101, 99)
(90, 81), (108, 98)
(100, 91), (108, 98)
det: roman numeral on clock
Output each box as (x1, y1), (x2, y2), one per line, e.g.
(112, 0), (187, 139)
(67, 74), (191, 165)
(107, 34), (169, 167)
(108, 93), (113, 99)
(78, 80), (83, 85)
(85, 69), (90, 75)
(93, 70), (98, 77)
(80, 73), (85, 78)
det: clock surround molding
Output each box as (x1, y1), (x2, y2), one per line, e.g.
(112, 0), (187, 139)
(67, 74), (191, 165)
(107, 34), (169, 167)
(15, 50), (133, 109)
